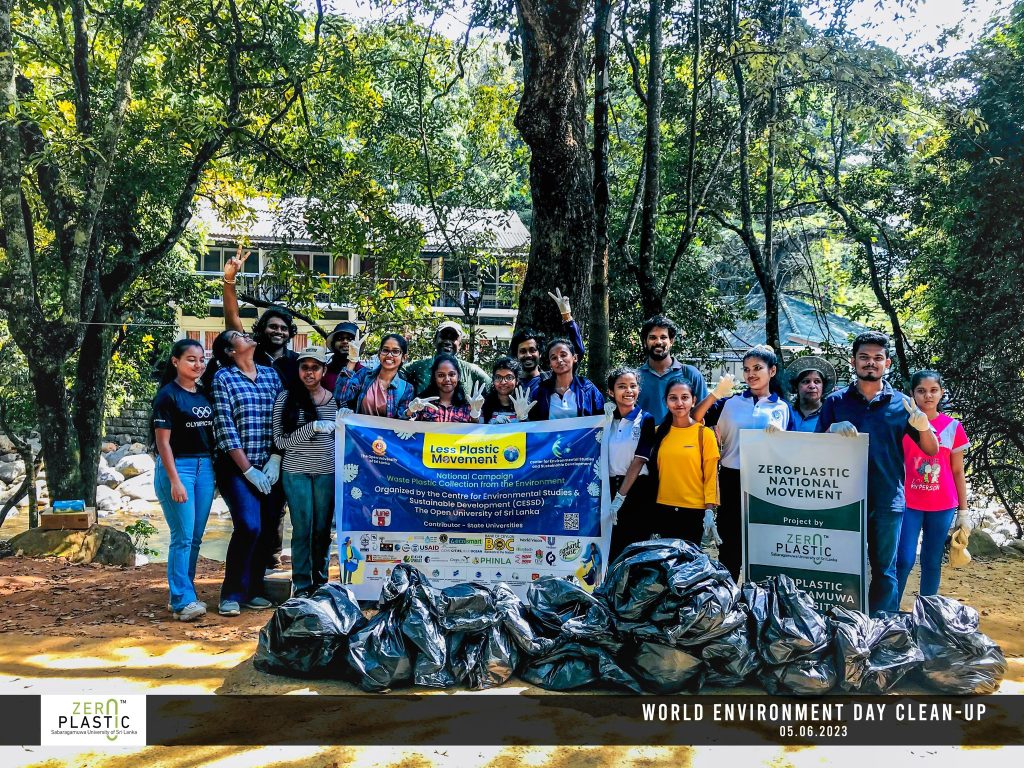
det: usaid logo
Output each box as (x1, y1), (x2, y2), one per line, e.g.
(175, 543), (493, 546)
(191, 406), (212, 418)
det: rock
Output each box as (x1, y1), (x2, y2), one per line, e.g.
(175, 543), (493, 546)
(127, 442), (148, 455)
(966, 528), (1003, 558)
(95, 485), (122, 512)
(1005, 539), (1024, 554)
(35, 479), (49, 502)
(115, 453), (154, 479)
(118, 474), (157, 502)
(8, 525), (135, 566)
(101, 442), (118, 454)
(210, 497), (230, 516)
(127, 499), (155, 514)
(97, 466), (125, 489)
(0, 433), (16, 454)
(0, 460), (25, 484)
(105, 444), (131, 467)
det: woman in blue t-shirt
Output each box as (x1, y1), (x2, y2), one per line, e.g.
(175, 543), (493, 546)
(151, 338), (216, 622)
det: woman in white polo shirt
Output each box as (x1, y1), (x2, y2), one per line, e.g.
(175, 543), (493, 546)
(692, 345), (795, 580)
(605, 367), (656, 561)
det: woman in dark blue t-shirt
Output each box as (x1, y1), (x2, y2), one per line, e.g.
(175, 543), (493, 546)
(151, 338), (216, 622)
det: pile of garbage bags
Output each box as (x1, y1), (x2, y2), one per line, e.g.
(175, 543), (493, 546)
(255, 539), (1006, 695)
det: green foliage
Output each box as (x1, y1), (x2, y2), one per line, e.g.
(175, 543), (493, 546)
(124, 519), (159, 558)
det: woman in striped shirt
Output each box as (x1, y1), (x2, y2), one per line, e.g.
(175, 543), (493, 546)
(272, 347), (338, 598)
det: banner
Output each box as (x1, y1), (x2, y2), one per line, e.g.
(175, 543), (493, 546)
(334, 414), (610, 600)
(740, 431), (868, 612)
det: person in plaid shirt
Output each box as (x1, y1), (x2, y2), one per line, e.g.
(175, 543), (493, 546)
(335, 334), (414, 419)
(208, 329), (284, 617)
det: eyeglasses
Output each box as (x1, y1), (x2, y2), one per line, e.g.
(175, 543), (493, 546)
(379, 348), (404, 357)
(494, 374), (517, 383)
(230, 331), (252, 341)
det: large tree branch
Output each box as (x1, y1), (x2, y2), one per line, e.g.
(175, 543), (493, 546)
(70, 0), (91, 135)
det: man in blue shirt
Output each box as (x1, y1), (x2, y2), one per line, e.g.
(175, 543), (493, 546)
(816, 331), (938, 614)
(636, 315), (708, 424)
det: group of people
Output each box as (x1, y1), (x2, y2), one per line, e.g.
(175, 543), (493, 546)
(149, 250), (971, 622)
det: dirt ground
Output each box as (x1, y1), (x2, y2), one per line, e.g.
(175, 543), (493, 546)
(0, 553), (1021, 768)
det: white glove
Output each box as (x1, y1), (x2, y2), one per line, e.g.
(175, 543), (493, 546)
(510, 386), (536, 422)
(347, 332), (363, 359)
(408, 396), (439, 415)
(903, 398), (932, 433)
(764, 422), (784, 434)
(547, 287), (571, 319)
(312, 420), (336, 434)
(609, 493), (626, 525)
(703, 508), (722, 546)
(262, 454), (282, 485)
(956, 510), (974, 532)
(828, 421), (858, 438)
(468, 382), (486, 420)
(338, 407), (353, 418)
(712, 374), (736, 400)
(243, 466), (272, 495)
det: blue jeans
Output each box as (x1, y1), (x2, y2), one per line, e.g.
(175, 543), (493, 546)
(897, 507), (956, 603)
(282, 471), (335, 593)
(216, 456), (286, 603)
(154, 457), (215, 611)
(867, 507), (903, 615)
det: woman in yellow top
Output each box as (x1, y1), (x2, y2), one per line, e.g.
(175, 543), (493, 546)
(646, 378), (721, 545)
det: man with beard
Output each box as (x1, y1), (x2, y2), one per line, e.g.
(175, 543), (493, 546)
(404, 320), (491, 400)
(321, 321), (365, 394)
(816, 330), (938, 615)
(636, 315), (708, 424)
(509, 289), (585, 387)
(223, 248), (299, 386)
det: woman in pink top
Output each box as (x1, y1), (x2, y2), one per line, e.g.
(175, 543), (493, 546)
(896, 370), (971, 602)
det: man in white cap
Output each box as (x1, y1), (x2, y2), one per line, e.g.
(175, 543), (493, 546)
(322, 320), (365, 394)
(404, 320), (492, 400)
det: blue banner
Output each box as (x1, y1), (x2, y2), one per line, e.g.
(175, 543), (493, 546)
(334, 415), (610, 599)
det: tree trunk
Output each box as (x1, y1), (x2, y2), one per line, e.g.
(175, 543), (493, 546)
(25, 447), (37, 527)
(72, 305), (117, 506)
(26, 356), (82, 500)
(636, 0), (664, 319)
(590, 0), (612, 385)
(513, 0), (595, 341)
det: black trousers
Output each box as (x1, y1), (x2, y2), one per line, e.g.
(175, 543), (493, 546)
(716, 467), (743, 581)
(608, 474), (651, 564)
(649, 504), (705, 546)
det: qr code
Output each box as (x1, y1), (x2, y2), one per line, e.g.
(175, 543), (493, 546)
(563, 512), (580, 531)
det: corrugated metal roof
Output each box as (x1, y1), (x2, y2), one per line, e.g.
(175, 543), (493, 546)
(194, 198), (530, 252)
(723, 291), (870, 350)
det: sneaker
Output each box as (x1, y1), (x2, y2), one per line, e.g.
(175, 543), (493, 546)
(173, 601), (207, 622)
(243, 596), (273, 609)
(218, 600), (241, 617)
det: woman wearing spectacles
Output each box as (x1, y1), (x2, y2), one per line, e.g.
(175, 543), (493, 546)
(335, 334), (414, 419)
(479, 356), (532, 423)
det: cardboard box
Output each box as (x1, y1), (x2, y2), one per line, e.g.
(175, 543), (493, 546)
(39, 506), (97, 531)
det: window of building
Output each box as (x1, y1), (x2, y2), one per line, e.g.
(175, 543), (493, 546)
(292, 333), (308, 350)
(312, 253), (331, 276)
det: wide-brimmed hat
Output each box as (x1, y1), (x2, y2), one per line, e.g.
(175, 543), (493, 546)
(296, 346), (329, 365)
(786, 355), (836, 391)
(326, 321), (359, 349)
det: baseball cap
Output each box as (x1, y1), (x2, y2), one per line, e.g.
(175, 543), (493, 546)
(326, 321), (360, 348)
(296, 346), (328, 365)
(437, 320), (464, 340)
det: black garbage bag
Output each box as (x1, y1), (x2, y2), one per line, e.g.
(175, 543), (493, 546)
(744, 575), (829, 665)
(662, 580), (744, 645)
(519, 638), (643, 692)
(493, 583), (558, 657)
(700, 608), (761, 687)
(831, 607), (923, 693)
(437, 582), (497, 634)
(449, 623), (520, 690)
(527, 576), (620, 650)
(626, 641), (704, 694)
(597, 539), (708, 621)
(912, 594), (1007, 694)
(253, 583), (366, 678)
(761, 655), (837, 696)
(346, 605), (413, 692)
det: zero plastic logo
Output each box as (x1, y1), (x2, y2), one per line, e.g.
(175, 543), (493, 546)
(41, 695), (146, 746)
